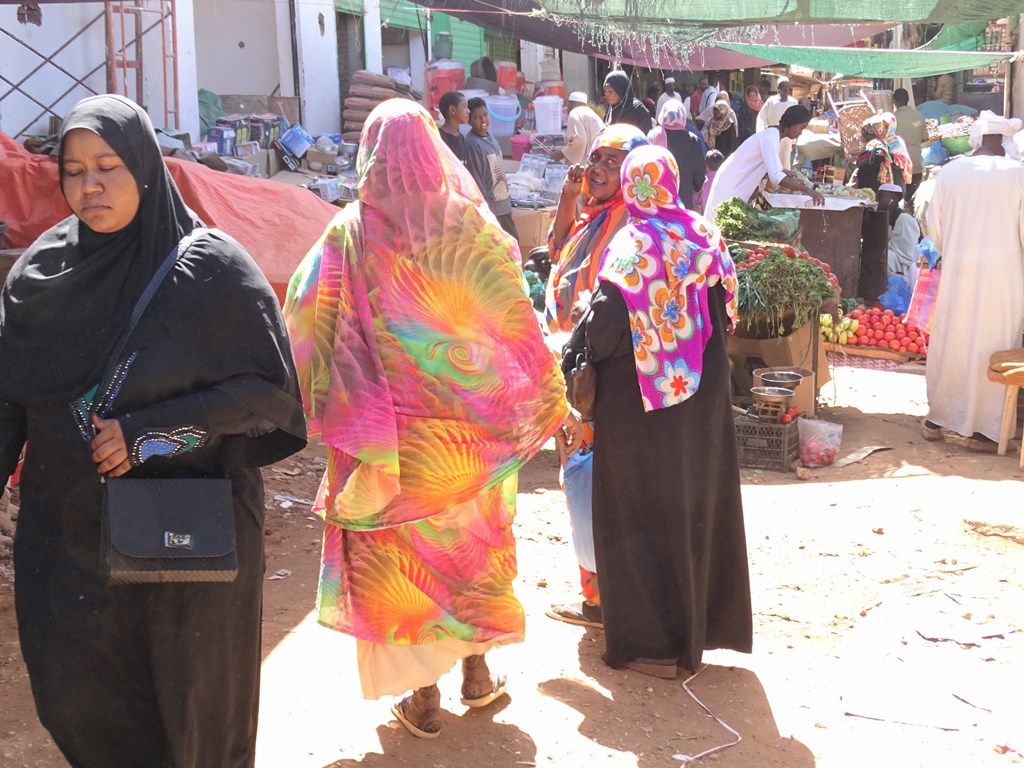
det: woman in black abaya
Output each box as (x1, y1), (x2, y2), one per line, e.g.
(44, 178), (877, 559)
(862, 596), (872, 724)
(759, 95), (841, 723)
(567, 144), (752, 680)
(0, 94), (306, 767)
(603, 70), (654, 134)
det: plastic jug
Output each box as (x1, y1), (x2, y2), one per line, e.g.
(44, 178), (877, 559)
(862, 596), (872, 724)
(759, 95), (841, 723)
(533, 95), (563, 135)
(485, 94), (521, 137)
(496, 61), (518, 92)
(427, 60), (466, 109)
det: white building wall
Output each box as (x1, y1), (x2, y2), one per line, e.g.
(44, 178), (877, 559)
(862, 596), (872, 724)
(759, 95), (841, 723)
(193, 0), (280, 96)
(561, 51), (591, 101)
(0, 2), (108, 137)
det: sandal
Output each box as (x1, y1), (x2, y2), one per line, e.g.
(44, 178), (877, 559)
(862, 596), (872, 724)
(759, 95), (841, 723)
(545, 601), (603, 629)
(625, 659), (678, 680)
(391, 685), (442, 739)
(460, 654), (509, 708)
(921, 420), (942, 441)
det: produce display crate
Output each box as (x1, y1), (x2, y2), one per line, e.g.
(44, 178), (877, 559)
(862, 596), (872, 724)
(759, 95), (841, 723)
(823, 342), (925, 363)
(734, 415), (800, 470)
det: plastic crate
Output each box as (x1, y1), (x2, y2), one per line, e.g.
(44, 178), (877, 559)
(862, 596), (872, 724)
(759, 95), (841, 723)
(734, 416), (800, 470)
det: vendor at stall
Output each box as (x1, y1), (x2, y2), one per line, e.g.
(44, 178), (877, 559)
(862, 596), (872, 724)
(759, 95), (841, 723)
(705, 105), (824, 216)
(876, 183), (921, 278)
(552, 92), (605, 166)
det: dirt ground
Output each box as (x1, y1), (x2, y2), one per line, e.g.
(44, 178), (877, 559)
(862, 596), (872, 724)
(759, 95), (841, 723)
(1, 360), (1023, 768)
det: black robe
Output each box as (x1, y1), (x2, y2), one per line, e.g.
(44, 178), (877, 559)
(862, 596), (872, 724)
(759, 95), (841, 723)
(577, 280), (752, 672)
(0, 231), (306, 767)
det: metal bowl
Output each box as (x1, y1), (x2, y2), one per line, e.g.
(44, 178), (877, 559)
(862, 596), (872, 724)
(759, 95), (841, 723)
(750, 386), (795, 406)
(760, 371), (803, 390)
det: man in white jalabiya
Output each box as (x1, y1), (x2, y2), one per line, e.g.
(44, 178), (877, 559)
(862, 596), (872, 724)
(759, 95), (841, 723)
(553, 92), (604, 166)
(876, 183), (921, 278)
(923, 111), (1024, 448)
(656, 77), (680, 119)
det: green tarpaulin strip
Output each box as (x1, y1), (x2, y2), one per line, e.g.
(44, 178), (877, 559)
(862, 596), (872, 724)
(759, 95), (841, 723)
(542, 0), (1021, 25)
(921, 22), (988, 51)
(715, 43), (1014, 78)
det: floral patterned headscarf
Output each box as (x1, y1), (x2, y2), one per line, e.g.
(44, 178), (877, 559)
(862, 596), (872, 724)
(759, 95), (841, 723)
(864, 113), (913, 184)
(598, 145), (737, 412)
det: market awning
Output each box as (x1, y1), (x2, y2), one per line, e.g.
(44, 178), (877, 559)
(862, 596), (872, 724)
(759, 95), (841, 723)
(713, 43), (1018, 79)
(539, 0), (1022, 25)
(590, 23), (893, 72)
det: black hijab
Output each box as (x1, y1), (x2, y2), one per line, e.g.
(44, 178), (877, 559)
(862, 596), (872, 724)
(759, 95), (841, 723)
(0, 94), (201, 405)
(603, 70), (653, 134)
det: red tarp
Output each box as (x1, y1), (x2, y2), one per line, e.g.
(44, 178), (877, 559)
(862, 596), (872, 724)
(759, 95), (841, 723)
(0, 132), (340, 302)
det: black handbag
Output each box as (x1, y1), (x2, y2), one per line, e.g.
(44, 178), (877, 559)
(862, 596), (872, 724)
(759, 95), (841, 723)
(570, 351), (597, 422)
(97, 232), (238, 585)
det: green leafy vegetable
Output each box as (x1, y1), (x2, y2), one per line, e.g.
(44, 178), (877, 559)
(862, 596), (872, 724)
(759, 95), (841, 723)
(713, 197), (801, 242)
(736, 253), (835, 336)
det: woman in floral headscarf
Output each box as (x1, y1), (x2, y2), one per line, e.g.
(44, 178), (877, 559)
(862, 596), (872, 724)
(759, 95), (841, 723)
(856, 112), (913, 192)
(564, 144), (752, 680)
(700, 92), (739, 156)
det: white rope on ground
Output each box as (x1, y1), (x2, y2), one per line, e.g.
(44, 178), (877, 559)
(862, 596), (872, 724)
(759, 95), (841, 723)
(671, 665), (743, 764)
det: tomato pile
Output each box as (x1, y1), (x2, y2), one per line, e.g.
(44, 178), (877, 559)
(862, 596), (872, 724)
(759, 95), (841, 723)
(843, 305), (930, 356)
(779, 406), (803, 425)
(799, 435), (839, 467)
(731, 244), (841, 292)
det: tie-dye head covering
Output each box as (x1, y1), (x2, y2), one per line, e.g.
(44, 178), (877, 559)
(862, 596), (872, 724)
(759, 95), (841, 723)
(598, 145), (737, 412)
(863, 112), (913, 185)
(545, 124), (649, 332)
(648, 98), (691, 149)
(286, 99), (568, 529)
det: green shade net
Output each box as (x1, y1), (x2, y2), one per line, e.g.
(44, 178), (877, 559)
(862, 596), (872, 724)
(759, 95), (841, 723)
(542, 0), (1022, 25)
(921, 22), (988, 51)
(713, 43), (1014, 78)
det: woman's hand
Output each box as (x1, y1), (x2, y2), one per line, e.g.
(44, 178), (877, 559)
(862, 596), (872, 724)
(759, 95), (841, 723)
(556, 408), (584, 456)
(91, 414), (132, 477)
(561, 164), (585, 200)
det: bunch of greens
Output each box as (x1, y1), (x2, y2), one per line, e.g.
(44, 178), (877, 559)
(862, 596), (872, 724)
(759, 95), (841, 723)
(713, 198), (801, 242)
(736, 252), (835, 336)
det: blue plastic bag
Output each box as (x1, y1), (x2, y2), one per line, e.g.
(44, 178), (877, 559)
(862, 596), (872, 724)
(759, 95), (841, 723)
(922, 141), (949, 167)
(561, 449), (596, 573)
(917, 237), (941, 269)
(878, 275), (913, 315)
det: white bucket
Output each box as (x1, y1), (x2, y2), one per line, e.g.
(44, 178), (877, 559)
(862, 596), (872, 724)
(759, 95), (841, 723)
(533, 95), (563, 135)
(485, 94), (521, 137)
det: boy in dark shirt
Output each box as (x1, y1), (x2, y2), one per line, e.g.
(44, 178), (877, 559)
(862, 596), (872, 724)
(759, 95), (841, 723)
(464, 97), (518, 240)
(438, 90), (468, 163)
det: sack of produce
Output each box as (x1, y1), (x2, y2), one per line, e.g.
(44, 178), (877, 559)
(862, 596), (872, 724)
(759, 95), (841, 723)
(714, 198), (801, 243)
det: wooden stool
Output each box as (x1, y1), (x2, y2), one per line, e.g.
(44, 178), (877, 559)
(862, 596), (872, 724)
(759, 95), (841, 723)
(986, 349), (1024, 467)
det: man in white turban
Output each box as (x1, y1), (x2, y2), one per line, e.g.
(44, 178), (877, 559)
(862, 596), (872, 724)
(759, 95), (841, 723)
(969, 110), (1023, 160)
(922, 110), (1024, 448)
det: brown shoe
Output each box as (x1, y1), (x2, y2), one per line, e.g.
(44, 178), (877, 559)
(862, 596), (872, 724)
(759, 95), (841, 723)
(545, 601), (603, 628)
(625, 660), (678, 680)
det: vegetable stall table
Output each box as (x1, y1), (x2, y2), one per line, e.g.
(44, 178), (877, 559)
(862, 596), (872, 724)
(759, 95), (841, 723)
(761, 193), (884, 302)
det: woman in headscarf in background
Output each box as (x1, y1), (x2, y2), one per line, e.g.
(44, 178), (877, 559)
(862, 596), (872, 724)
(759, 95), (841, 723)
(563, 144), (752, 680)
(699, 92), (738, 157)
(603, 70), (653, 134)
(856, 112), (913, 192)
(543, 123), (648, 630)
(648, 99), (706, 210)
(737, 85), (763, 145)
(0, 94), (307, 767)
(284, 100), (581, 740)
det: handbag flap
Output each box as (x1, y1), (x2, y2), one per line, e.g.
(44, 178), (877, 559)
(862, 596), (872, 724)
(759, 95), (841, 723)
(106, 478), (235, 558)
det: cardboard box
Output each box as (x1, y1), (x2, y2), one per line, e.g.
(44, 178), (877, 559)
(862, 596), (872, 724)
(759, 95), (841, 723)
(727, 322), (831, 403)
(752, 367), (816, 416)
(303, 148), (338, 174)
(206, 126), (236, 156)
(192, 140), (218, 154)
(511, 206), (556, 255)
(231, 148), (276, 178)
(273, 139), (300, 172)
(236, 141), (260, 157)
(216, 114), (250, 145)
(310, 177), (341, 203)
(279, 124), (314, 158)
